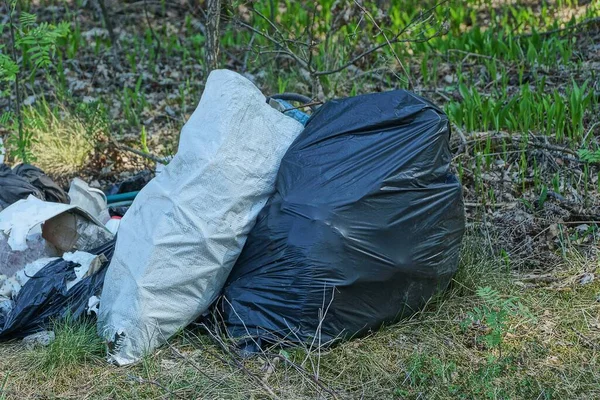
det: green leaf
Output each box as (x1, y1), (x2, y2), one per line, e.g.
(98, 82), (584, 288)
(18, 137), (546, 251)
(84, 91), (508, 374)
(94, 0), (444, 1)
(0, 53), (19, 81)
(278, 349), (290, 360)
(19, 12), (37, 28)
(538, 186), (548, 209)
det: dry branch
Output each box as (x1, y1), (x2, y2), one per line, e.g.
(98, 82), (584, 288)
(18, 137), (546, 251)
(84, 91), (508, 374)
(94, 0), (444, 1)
(115, 142), (167, 164)
(233, 0), (449, 94)
(517, 17), (600, 38)
(205, 0), (222, 73)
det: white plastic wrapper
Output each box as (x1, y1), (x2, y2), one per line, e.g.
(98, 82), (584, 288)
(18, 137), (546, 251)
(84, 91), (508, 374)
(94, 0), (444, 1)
(98, 69), (303, 365)
(0, 196), (113, 277)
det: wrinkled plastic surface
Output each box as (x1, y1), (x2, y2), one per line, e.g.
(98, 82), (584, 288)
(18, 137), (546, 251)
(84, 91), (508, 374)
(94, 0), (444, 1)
(0, 164), (42, 210)
(0, 230), (59, 278)
(98, 69), (304, 365)
(104, 171), (153, 196)
(220, 90), (465, 350)
(13, 164), (70, 204)
(0, 164), (69, 211)
(0, 195), (113, 253)
(0, 240), (114, 340)
(69, 178), (110, 224)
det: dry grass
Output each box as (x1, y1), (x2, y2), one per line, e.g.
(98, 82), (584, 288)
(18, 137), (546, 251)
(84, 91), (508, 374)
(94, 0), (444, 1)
(0, 237), (599, 399)
(24, 101), (99, 176)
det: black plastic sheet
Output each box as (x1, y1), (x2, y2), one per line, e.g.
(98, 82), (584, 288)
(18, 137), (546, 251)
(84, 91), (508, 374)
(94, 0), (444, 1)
(0, 164), (69, 211)
(0, 164), (42, 210)
(13, 164), (70, 204)
(219, 90), (465, 350)
(0, 240), (115, 340)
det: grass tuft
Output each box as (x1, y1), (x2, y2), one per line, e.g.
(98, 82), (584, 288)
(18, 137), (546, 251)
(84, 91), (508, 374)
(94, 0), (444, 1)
(27, 317), (104, 374)
(23, 100), (100, 176)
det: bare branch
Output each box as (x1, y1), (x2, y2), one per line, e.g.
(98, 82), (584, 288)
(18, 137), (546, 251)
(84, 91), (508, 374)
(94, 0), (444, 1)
(114, 142), (168, 164)
(143, 0), (161, 64)
(517, 16), (600, 38)
(235, 0), (449, 91)
(234, 19), (310, 70)
(315, 0), (449, 77)
(282, 101), (323, 111)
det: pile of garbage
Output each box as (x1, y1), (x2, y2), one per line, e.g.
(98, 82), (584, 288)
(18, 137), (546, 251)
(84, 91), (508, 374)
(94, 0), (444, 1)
(0, 70), (464, 365)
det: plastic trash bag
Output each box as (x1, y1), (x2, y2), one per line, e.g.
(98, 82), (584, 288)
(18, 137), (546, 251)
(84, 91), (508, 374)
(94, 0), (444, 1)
(219, 90), (465, 351)
(0, 227), (59, 278)
(98, 69), (304, 365)
(0, 164), (42, 211)
(0, 164), (69, 212)
(0, 240), (114, 340)
(12, 164), (70, 204)
(104, 171), (153, 196)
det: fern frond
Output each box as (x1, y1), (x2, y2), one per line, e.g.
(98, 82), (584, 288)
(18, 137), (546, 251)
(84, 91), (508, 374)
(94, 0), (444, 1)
(19, 12), (37, 28)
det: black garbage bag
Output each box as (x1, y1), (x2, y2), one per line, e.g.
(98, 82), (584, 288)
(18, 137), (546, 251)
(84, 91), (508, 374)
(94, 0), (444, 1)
(13, 164), (70, 204)
(0, 164), (69, 211)
(104, 170), (153, 196)
(219, 90), (465, 350)
(0, 164), (42, 210)
(0, 239), (115, 340)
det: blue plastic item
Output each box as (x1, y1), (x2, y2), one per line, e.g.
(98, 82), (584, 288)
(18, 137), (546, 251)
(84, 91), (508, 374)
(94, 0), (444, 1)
(273, 99), (310, 126)
(106, 191), (139, 204)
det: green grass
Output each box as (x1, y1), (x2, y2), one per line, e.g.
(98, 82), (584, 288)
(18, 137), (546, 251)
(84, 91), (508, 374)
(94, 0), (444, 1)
(1, 237), (599, 399)
(0, 0), (599, 398)
(27, 317), (104, 373)
(5, 0), (597, 182)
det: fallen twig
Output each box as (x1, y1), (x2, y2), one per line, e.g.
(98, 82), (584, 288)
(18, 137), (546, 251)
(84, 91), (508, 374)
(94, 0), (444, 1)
(517, 17), (600, 38)
(167, 343), (221, 385)
(464, 202), (513, 208)
(114, 142), (168, 165)
(199, 326), (281, 400)
(128, 375), (188, 400)
(452, 122), (468, 157)
(574, 329), (600, 351)
(463, 131), (580, 157)
(266, 352), (340, 399)
(283, 101), (323, 112)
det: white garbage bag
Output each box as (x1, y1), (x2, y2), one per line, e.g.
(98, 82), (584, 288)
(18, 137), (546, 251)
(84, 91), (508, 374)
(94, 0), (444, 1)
(98, 69), (304, 365)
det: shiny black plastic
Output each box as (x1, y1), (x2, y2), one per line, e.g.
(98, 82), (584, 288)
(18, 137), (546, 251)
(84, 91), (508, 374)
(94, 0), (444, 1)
(0, 164), (42, 210)
(0, 240), (115, 339)
(220, 90), (465, 350)
(0, 164), (69, 211)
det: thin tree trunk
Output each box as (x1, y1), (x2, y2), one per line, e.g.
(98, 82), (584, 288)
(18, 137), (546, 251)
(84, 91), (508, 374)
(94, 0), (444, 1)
(205, 0), (221, 73)
(6, 0), (25, 161)
(97, 0), (119, 49)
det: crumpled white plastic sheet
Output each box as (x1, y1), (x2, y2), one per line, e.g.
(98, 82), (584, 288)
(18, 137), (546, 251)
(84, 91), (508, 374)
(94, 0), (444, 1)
(63, 251), (105, 291)
(98, 69), (304, 365)
(0, 195), (112, 254)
